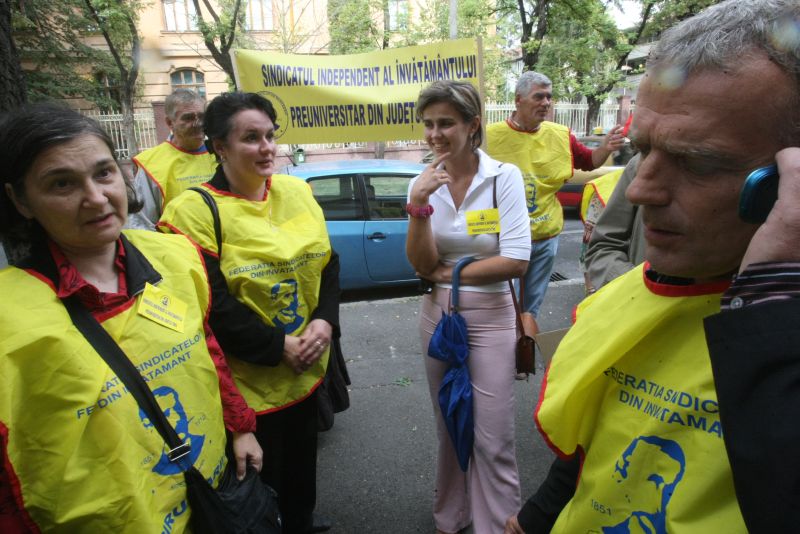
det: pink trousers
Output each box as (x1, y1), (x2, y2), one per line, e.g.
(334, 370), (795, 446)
(419, 287), (522, 534)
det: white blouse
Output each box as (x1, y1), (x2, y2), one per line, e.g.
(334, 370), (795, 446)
(408, 149), (532, 293)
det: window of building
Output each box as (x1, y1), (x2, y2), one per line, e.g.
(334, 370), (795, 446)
(95, 72), (121, 112)
(245, 0), (274, 31)
(163, 0), (198, 32)
(387, 0), (408, 31)
(170, 69), (206, 97)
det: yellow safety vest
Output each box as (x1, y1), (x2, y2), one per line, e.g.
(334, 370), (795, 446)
(0, 230), (227, 533)
(537, 265), (746, 533)
(158, 174), (332, 413)
(133, 141), (217, 207)
(486, 120), (573, 240)
(580, 168), (624, 223)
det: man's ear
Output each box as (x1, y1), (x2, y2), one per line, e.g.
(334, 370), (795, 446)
(165, 115), (174, 132)
(4, 183), (33, 220)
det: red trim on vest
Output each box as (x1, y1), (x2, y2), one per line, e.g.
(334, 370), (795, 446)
(642, 262), (731, 297)
(253, 375), (324, 416)
(94, 297), (137, 324)
(156, 221), (219, 259)
(132, 157), (166, 202)
(534, 366), (575, 461)
(204, 177), (271, 202)
(21, 269), (55, 292)
(0, 422), (42, 533)
(166, 140), (209, 155)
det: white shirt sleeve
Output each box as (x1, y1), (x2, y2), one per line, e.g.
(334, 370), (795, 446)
(495, 163), (532, 261)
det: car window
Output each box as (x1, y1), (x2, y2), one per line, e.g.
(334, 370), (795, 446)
(308, 175), (365, 221)
(363, 174), (412, 220)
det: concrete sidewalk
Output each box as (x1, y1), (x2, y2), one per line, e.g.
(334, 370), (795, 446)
(316, 282), (585, 533)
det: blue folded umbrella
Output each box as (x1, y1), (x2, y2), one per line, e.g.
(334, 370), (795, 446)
(427, 256), (476, 472)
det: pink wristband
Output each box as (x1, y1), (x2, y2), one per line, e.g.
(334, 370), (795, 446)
(405, 203), (434, 218)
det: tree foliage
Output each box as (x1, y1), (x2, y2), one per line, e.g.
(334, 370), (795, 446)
(497, 0), (723, 130)
(191, 0), (243, 83)
(1, 0), (26, 111)
(327, 0), (508, 99)
(327, 0), (383, 55)
(11, 0), (121, 109)
(82, 0), (143, 156)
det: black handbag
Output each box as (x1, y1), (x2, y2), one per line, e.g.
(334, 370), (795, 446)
(62, 296), (281, 534)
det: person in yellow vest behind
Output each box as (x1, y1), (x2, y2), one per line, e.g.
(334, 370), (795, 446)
(127, 89), (217, 230)
(0, 104), (261, 533)
(504, 0), (800, 532)
(578, 167), (625, 294)
(158, 92), (340, 534)
(487, 72), (626, 321)
(584, 154), (646, 291)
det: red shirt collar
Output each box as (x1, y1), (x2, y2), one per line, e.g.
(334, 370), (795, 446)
(48, 239), (129, 313)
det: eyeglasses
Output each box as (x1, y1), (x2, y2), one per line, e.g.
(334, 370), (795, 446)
(178, 112), (205, 123)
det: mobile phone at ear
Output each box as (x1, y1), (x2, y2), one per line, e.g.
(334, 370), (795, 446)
(739, 163), (779, 224)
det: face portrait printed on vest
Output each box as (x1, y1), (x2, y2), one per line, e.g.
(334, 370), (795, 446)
(270, 278), (305, 333)
(525, 179), (537, 213)
(602, 435), (686, 534)
(139, 385), (205, 475)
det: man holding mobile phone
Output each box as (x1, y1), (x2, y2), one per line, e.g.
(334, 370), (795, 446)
(506, 1), (800, 532)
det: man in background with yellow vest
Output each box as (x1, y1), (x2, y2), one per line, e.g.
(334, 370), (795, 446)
(584, 154), (645, 291)
(127, 89), (217, 230)
(487, 72), (625, 319)
(504, 0), (800, 532)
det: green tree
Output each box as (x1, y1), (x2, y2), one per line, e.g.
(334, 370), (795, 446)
(0, 0), (26, 111)
(11, 0), (121, 109)
(327, 0), (383, 55)
(82, 0), (143, 156)
(191, 0), (244, 84)
(500, 0), (723, 131)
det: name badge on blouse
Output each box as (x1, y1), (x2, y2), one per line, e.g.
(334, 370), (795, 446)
(137, 283), (187, 333)
(466, 208), (500, 235)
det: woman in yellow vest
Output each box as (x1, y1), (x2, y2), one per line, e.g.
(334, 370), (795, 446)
(158, 92), (339, 534)
(0, 104), (261, 533)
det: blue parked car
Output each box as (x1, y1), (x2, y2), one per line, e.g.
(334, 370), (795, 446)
(281, 159), (426, 291)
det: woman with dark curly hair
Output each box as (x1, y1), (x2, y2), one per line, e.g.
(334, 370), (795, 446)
(158, 92), (340, 534)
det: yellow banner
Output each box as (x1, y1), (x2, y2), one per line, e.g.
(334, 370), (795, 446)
(232, 38), (481, 144)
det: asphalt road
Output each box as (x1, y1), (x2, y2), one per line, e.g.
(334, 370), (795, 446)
(317, 218), (586, 533)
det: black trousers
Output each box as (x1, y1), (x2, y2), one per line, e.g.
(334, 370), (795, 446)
(254, 390), (319, 534)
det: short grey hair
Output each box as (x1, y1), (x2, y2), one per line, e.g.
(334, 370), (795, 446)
(165, 89), (205, 119)
(649, 0), (800, 142)
(416, 80), (483, 149)
(515, 71), (552, 98)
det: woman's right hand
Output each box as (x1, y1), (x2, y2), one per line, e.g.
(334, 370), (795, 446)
(408, 153), (452, 206)
(504, 515), (525, 534)
(282, 335), (306, 374)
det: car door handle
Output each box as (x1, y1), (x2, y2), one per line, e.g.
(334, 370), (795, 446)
(367, 232), (387, 240)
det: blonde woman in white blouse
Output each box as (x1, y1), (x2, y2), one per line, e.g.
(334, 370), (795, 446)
(406, 80), (532, 534)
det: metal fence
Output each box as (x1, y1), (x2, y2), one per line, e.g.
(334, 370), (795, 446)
(82, 109), (160, 159)
(83, 100), (624, 157)
(485, 100), (622, 137)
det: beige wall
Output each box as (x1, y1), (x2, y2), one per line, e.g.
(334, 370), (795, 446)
(70, 0), (333, 111)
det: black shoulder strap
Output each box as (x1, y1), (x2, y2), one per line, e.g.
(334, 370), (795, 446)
(62, 296), (190, 462)
(189, 187), (222, 256)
